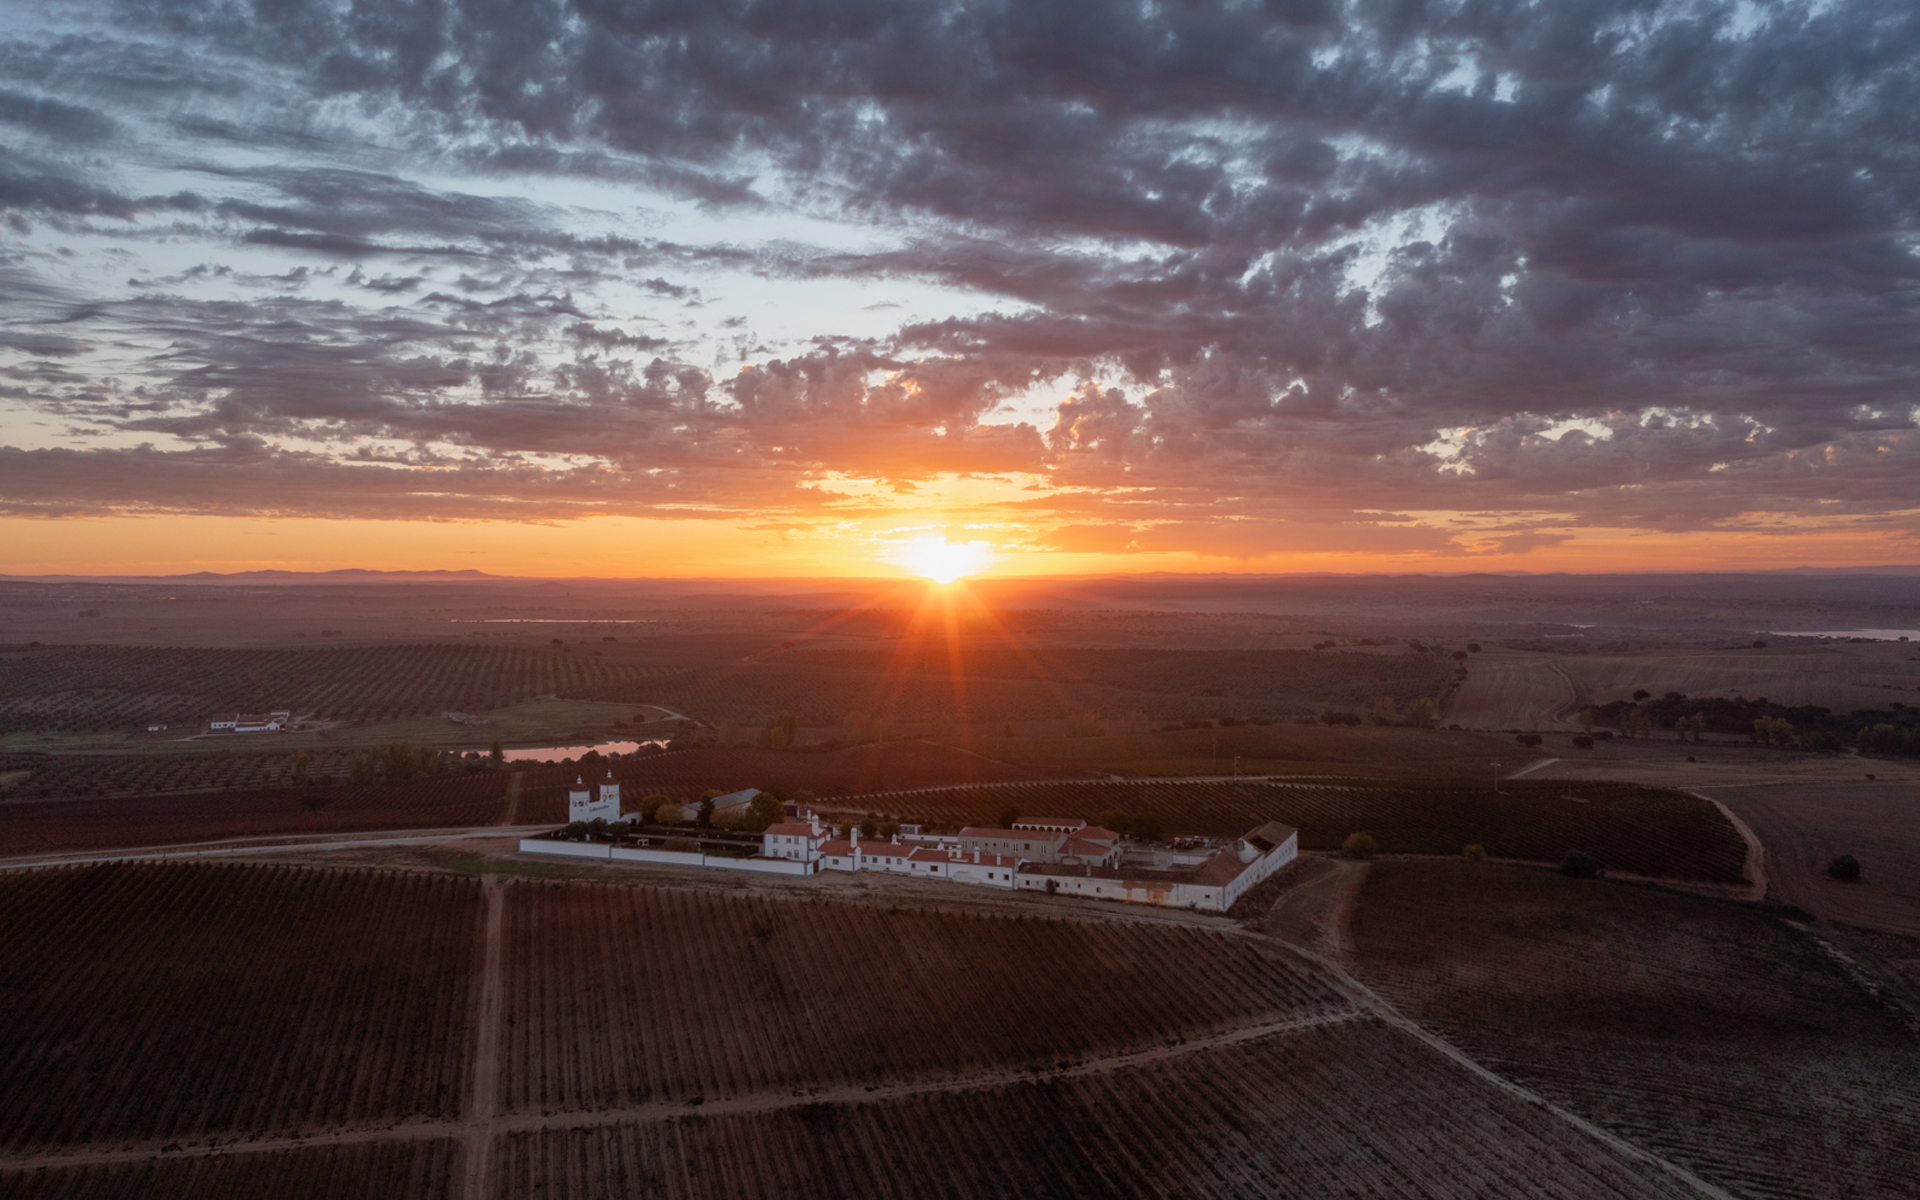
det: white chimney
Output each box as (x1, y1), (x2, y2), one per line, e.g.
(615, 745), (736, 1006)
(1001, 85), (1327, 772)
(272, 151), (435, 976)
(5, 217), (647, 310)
(850, 826), (859, 847)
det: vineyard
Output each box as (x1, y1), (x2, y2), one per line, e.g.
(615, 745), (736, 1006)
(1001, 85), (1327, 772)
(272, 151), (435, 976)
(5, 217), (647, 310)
(496, 882), (1348, 1111)
(488, 1018), (1699, 1200)
(0, 863), (481, 1151)
(566, 646), (1454, 727)
(0, 1141), (459, 1200)
(0, 750), (358, 799)
(0, 644), (658, 731)
(849, 778), (1749, 883)
(0, 771), (511, 856)
(1349, 860), (1920, 1200)
(0, 855), (1889, 1198)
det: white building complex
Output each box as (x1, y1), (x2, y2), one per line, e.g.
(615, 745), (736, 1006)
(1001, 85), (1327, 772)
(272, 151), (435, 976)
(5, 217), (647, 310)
(209, 710), (291, 733)
(524, 801), (1297, 914)
(1016, 821), (1298, 913)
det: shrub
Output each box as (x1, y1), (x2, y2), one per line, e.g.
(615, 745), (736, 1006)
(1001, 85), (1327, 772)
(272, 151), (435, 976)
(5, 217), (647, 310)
(1571, 735), (1594, 750)
(1340, 832), (1377, 860)
(1130, 814), (1164, 843)
(654, 803), (686, 824)
(1560, 849), (1602, 878)
(1828, 854), (1861, 882)
(1515, 733), (1544, 748)
(663, 837), (700, 854)
(1462, 843), (1487, 862)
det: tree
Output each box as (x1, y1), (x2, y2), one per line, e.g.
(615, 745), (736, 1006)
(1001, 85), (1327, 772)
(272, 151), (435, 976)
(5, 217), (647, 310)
(1828, 854), (1861, 882)
(1130, 814), (1163, 843)
(290, 749), (310, 787)
(1340, 832), (1377, 859)
(1515, 733), (1543, 748)
(859, 816), (879, 838)
(1369, 697), (1400, 726)
(1462, 843), (1487, 862)
(489, 741), (504, 769)
(997, 806), (1022, 829)
(1632, 689), (1651, 702)
(1754, 716), (1793, 745)
(697, 797), (715, 827)
(1095, 809), (1132, 836)
(1404, 697), (1438, 728)
(1560, 849), (1602, 878)
(744, 792), (785, 832)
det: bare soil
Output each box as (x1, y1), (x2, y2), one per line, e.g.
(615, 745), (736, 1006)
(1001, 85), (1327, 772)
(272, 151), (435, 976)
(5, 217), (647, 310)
(1348, 859), (1920, 1200)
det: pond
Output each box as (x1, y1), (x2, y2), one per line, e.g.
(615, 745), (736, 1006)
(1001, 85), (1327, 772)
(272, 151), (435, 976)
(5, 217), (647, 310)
(500, 739), (669, 762)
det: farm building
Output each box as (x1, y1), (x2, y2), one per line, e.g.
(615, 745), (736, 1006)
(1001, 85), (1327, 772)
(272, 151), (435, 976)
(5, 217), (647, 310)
(761, 813), (830, 862)
(1016, 821), (1297, 913)
(708, 787), (762, 819)
(567, 772), (621, 823)
(957, 820), (1123, 866)
(818, 829), (1021, 889)
(209, 710), (291, 733)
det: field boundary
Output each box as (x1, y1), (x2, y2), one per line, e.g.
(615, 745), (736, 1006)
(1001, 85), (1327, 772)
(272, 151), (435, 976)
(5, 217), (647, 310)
(1686, 790), (1768, 901)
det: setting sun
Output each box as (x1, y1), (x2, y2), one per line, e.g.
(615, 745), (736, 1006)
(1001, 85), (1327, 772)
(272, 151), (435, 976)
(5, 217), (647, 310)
(894, 536), (993, 583)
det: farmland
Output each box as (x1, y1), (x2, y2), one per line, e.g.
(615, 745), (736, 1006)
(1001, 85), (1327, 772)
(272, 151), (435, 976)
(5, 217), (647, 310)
(572, 646), (1454, 728)
(0, 771), (512, 856)
(0, 1141), (459, 1200)
(513, 742), (1093, 824)
(0, 749), (359, 798)
(489, 1018), (1699, 1200)
(495, 882), (1347, 1111)
(1701, 781), (1920, 937)
(842, 778), (1748, 883)
(1445, 642), (1920, 734)
(0, 852), (1891, 1199)
(0, 863), (480, 1150)
(0, 644), (657, 733)
(1349, 859), (1920, 1200)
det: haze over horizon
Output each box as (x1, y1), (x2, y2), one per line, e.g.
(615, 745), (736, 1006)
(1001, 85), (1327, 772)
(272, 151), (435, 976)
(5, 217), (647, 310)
(3, 1), (1917, 578)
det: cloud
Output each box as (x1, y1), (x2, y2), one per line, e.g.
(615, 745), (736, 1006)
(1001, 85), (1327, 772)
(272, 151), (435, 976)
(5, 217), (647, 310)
(0, 0), (1916, 561)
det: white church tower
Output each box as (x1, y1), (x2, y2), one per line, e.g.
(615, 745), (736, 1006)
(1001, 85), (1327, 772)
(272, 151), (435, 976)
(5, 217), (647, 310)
(568, 770), (621, 822)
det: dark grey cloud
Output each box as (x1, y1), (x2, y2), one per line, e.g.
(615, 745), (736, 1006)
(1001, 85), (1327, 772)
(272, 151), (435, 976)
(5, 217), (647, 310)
(0, 0), (1916, 554)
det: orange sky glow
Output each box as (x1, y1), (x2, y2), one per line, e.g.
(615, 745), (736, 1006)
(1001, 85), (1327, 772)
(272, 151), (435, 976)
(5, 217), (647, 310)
(4, 511), (1915, 579)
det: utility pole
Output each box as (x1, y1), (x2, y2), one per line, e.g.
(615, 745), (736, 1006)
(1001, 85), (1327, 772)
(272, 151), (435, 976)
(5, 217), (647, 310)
(1491, 761), (1502, 794)
(1233, 755), (1240, 777)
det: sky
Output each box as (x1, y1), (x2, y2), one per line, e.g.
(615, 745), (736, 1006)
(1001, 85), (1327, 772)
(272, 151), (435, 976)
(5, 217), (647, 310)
(1, 0), (1917, 578)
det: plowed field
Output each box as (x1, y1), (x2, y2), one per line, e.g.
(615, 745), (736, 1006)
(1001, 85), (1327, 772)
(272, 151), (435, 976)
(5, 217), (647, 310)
(1702, 781), (1920, 937)
(0, 772), (512, 856)
(1349, 859), (1920, 1200)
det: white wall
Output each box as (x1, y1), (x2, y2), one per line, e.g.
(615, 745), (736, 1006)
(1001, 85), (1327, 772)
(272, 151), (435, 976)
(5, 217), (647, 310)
(520, 839), (814, 876)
